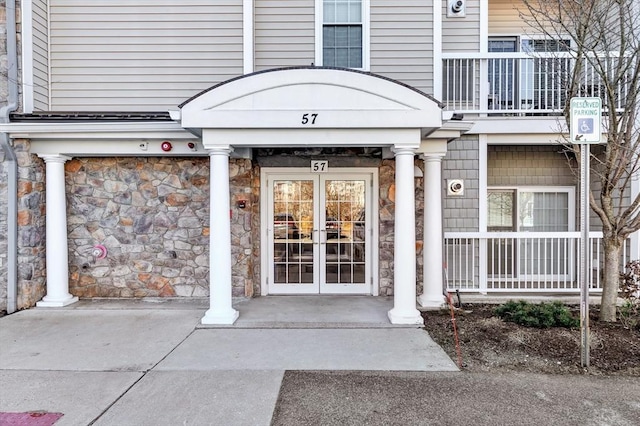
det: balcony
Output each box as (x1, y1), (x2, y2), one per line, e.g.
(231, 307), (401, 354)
(444, 232), (633, 294)
(442, 52), (630, 115)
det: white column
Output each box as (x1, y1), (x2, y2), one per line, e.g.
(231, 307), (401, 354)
(37, 155), (78, 307)
(418, 154), (446, 308)
(201, 148), (239, 325)
(388, 147), (423, 325)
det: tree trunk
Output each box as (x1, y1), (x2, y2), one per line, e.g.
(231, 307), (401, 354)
(600, 236), (622, 322)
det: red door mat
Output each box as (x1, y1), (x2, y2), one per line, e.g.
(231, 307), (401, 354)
(0, 412), (63, 426)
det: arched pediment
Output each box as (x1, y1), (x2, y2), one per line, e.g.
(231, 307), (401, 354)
(179, 67), (444, 131)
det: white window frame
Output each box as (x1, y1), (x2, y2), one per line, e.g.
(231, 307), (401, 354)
(315, 0), (370, 70)
(488, 186), (576, 232)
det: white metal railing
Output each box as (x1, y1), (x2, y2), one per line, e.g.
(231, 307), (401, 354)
(444, 232), (631, 293)
(442, 52), (631, 114)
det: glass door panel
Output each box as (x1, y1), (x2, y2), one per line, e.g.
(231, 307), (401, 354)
(272, 179), (316, 288)
(323, 180), (366, 291)
(267, 172), (372, 295)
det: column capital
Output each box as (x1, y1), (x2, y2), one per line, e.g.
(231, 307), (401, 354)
(391, 145), (418, 156)
(39, 154), (72, 163)
(421, 153), (445, 162)
(206, 146), (234, 156)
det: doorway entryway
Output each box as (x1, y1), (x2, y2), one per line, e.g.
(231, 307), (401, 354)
(262, 168), (377, 295)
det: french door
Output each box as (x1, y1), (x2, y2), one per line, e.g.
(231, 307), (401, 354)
(265, 171), (373, 294)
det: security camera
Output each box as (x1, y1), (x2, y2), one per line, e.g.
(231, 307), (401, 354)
(448, 0), (466, 17)
(447, 179), (464, 196)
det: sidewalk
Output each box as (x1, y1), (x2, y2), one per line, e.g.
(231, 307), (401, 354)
(0, 297), (457, 425)
(2, 297), (638, 426)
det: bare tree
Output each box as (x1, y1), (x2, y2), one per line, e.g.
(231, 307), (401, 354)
(521, 0), (640, 321)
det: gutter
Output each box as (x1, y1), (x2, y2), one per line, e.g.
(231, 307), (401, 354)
(1, 0), (19, 314)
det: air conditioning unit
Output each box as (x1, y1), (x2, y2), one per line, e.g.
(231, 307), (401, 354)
(448, 0), (466, 17)
(447, 179), (464, 196)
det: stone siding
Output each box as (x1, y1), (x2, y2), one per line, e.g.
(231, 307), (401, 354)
(15, 139), (47, 308)
(378, 158), (424, 296)
(66, 157), (255, 298)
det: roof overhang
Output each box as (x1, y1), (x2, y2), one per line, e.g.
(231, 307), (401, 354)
(178, 67), (447, 147)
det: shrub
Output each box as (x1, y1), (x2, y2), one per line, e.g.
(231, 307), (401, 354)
(494, 300), (579, 329)
(619, 260), (640, 330)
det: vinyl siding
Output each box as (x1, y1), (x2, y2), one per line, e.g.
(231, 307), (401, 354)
(442, 0), (480, 53)
(443, 136), (480, 232)
(254, 0), (315, 71)
(32, 0), (50, 111)
(488, 0), (527, 36)
(370, 0), (433, 94)
(49, 0), (243, 111)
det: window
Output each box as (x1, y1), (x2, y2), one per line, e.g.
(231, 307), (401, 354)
(487, 187), (575, 279)
(317, 0), (368, 69)
(488, 188), (572, 232)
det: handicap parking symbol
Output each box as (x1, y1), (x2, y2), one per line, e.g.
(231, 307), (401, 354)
(578, 118), (593, 134)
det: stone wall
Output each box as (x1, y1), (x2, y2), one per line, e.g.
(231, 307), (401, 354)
(15, 139), (47, 308)
(65, 157), (256, 298)
(378, 158), (424, 296)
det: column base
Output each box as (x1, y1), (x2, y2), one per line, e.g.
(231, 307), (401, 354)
(417, 294), (446, 309)
(388, 308), (424, 325)
(201, 308), (239, 325)
(36, 295), (79, 308)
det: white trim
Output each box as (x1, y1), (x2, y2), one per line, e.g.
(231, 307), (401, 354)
(470, 119), (567, 135)
(487, 186), (577, 232)
(478, 135), (488, 232)
(21, 0), (34, 113)
(315, 0), (370, 70)
(1, 122), (194, 137)
(478, 135), (488, 293)
(242, 0), (254, 74)
(201, 129), (422, 148)
(46, 0), (52, 110)
(433, 0), (443, 100)
(479, 0), (488, 53)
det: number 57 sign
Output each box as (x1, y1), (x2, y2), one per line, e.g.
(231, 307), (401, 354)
(570, 97), (602, 144)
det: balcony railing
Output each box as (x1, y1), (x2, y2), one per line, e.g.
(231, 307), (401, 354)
(444, 232), (632, 293)
(442, 52), (631, 115)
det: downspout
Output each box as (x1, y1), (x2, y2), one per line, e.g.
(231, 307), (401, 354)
(1, 0), (19, 314)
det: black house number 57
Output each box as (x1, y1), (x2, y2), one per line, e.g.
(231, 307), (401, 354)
(301, 113), (318, 125)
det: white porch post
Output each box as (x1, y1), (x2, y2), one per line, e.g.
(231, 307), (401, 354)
(37, 155), (78, 307)
(201, 147), (239, 325)
(388, 146), (423, 325)
(418, 154), (446, 308)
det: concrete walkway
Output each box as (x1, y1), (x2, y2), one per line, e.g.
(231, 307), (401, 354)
(0, 296), (457, 425)
(3, 297), (637, 426)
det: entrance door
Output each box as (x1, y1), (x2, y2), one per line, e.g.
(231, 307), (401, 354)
(265, 171), (373, 294)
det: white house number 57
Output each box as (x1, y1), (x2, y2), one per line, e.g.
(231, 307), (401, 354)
(301, 113), (318, 125)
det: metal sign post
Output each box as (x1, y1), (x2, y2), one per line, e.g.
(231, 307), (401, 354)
(570, 97), (602, 368)
(579, 144), (590, 368)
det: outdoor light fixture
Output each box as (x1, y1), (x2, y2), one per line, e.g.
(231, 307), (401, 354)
(448, 0), (466, 17)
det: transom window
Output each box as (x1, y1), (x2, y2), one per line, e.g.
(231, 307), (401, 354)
(317, 0), (369, 69)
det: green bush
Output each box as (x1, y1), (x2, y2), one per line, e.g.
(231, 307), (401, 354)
(494, 300), (579, 329)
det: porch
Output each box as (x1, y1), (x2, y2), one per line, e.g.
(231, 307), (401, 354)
(444, 232), (633, 294)
(442, 53), (630, 115)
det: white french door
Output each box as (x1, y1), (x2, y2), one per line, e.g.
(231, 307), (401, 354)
(264, 171), (374, 294)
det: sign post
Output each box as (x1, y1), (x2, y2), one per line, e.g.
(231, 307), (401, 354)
(570, 97), (602, 368)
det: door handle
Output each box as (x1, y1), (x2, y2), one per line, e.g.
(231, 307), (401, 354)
(319, 229), (327, 245)
(312, 229), (319, 245)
